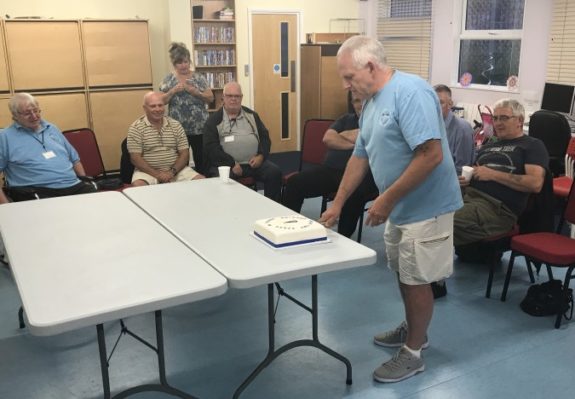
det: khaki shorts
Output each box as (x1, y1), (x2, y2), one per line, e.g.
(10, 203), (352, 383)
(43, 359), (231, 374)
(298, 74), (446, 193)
(132, 166), (199, 185)
(384, 212), (454, 285)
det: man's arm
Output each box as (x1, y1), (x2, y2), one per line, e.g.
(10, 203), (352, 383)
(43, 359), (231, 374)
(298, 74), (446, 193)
(319, 155), (370, 226)
(473, 164), (545, 193)
(451, 122), (475, 174)
(0, 189), (9, 204)
(366, 139), (443, 226)
(72, 161), (87, 177)
(322, 128), (358, 150)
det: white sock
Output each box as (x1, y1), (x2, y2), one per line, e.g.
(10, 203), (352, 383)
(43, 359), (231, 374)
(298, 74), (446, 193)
(403, 344), (421, 358)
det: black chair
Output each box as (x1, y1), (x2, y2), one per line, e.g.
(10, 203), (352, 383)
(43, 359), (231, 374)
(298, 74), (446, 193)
(120, 138), (134, 184)
(528, 110), (571, 177)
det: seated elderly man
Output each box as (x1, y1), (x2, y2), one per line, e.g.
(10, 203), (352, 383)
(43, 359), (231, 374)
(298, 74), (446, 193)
(282, 93), (377, 237)
(127, 91), (204, 186)
(434, 84), (475, 175)
(454, 98), (549, 246)
(203, 82), (282, 202)
(0, 93), (96, 204)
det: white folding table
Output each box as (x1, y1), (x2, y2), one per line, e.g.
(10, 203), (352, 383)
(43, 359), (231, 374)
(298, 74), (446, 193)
(0, 191), (227, 399)
(123, 178), (377, 398)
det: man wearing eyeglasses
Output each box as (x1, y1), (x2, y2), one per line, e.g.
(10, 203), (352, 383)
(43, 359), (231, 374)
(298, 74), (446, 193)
(454, 98), (549, 246)
(0, 93), (96, 204)
(203, 81), (282, 201)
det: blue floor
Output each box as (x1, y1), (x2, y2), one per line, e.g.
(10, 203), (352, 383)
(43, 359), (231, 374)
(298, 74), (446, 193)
(0, 196), (574, 399)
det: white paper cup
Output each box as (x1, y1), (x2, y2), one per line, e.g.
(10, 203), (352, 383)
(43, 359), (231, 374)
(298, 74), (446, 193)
(218, 166), (231, 183)
(461, 165), (474, 181)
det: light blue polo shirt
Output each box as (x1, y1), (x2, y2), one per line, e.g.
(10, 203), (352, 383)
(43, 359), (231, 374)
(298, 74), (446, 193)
(354, 71), (462, 225)
(0, 121), (81, 188)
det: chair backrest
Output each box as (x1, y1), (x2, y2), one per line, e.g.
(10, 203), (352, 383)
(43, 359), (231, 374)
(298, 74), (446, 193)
(564, 177), (575, 226)
(299, 119), (333, 170)
(564, 137), (575, 178)
(62, 128), (106, 178)
(528, 110), (572, 175)
(120, 138), (134, 184)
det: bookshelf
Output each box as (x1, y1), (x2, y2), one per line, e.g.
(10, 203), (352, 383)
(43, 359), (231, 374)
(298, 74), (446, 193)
(191, 0), (236, 111)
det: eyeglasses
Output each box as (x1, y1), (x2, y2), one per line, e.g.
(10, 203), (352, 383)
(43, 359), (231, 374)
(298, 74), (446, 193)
(18, 108), (41, 118)
(492, 115), (516, 122)
(224, 94), (242, 100)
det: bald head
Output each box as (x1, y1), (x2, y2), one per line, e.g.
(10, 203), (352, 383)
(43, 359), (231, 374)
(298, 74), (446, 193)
(143, 91), (166, 125)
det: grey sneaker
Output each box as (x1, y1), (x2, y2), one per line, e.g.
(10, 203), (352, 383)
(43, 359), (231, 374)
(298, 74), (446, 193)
(373, 347), (425, 383)
(373, 321), (429, 349)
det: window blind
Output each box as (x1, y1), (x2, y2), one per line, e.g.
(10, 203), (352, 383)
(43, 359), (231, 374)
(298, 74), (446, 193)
(376, 0), (432, 80)
(546, 0), (575, 84)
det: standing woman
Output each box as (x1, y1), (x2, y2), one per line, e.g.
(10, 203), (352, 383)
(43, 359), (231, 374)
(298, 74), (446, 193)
(160, 42), (214, 174)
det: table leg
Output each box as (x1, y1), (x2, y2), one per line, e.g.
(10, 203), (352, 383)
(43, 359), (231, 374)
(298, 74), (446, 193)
(96, 311), (198, 399)
(233, 275), (352, 398)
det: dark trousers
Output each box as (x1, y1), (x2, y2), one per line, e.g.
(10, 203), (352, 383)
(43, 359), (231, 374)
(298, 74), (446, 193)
(5, 181), (97, 202)
(209, 160), (283, 202)
(187, 134), (204, 175)
(282, 165), (378, 237)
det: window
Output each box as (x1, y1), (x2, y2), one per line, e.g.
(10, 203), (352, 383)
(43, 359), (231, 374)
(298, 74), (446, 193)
(377, 0), (432, 80)
(457, 0), (525, 88)
(546, 0), (575, 85)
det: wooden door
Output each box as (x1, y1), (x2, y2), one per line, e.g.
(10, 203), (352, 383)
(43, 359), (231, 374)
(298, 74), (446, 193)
(252, 14), (298, 153)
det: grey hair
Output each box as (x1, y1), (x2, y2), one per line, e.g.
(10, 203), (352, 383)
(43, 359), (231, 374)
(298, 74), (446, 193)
(337, 35), (387, 69)
(168, 42), (191, 65)
(9, 93), (38, 116)
(493, 98), (525, 120)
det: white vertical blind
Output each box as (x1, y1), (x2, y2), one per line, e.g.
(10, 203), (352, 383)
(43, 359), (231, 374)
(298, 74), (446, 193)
(546, 0), (575, 83)
(376, 0), (432, 80)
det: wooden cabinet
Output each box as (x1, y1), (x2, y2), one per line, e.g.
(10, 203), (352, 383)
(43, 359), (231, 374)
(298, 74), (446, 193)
(82, 21), (152, 88)
(0, 19), (153, 171)
(300, 44), (349, 131)
(191, 0), (236, 111)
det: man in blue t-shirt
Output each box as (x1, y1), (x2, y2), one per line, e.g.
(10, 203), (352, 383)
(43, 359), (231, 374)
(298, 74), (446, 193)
(0, 93), (96, 204)
(320, 36), (462, 383)
(282, 93), (377, 237)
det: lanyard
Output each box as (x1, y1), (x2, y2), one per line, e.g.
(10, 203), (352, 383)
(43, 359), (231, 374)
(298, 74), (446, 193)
(30, 131), (46, 150)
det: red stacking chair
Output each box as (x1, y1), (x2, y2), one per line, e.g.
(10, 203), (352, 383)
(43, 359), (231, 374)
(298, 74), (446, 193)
(281, 119), (332, 186)
(552, 137), (575, 199)
(501, 179), (575, 328)
(63, 128), (128, 190)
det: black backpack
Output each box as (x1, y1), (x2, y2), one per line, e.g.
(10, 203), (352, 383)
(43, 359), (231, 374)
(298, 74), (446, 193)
(520, 279), (573, 320)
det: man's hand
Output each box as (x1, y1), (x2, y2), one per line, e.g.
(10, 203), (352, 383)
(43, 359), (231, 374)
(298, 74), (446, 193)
(458, 175), (470, 187)
(232, 163), (243, 176)
(156, 170), (174, 183)
(193, 174), (206, 180)
(248, 154), (264, 169)
(319, 204), (342, 228)
(472, 165), (496, 181)
(365, 193), (392, 226)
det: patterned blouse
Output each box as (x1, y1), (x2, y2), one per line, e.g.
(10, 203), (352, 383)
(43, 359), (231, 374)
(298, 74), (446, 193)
(159, 73), (210, 136)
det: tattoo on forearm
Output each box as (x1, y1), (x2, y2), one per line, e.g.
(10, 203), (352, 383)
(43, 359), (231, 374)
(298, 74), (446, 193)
(415, 139), (434, 155)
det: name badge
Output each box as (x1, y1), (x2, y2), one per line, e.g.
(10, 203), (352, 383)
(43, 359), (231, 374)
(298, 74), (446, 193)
(224, 135), (235, 143)
(43, 151), (56, 159)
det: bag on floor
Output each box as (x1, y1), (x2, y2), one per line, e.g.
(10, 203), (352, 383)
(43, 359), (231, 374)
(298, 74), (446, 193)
(520, 279), (573, 319)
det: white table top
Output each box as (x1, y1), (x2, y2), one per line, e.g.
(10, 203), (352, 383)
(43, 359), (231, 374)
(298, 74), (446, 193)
(0, 191), (227, 336)
(124, 178), (377, 289)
